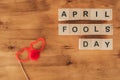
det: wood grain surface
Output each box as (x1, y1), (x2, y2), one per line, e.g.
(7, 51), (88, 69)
(0, 0), (120, 80)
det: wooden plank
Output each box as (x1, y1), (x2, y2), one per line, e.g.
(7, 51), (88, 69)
(0, 0), (119, 80)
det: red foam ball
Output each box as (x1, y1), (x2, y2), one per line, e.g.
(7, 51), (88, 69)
(29, 50), (40, 61)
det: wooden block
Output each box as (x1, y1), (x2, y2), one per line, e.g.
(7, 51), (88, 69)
(58, 24), (70, 35)
(79, 39), (92, 50)
(69, 9), (81, 20)
(103, 9), (112, 20)
(91, 24), (102, 35)
(69, 24), (81, 35)
(79, 39), (113, 50)
(101, 39), (113, 50)
(91, 39), (102, 50)
(80, 9), (91, 20)
(90, 9), (103, 20)
(101, 24), (113, 35)
(58, 9), (70, 21)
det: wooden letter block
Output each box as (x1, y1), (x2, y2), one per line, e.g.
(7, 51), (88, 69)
(79, 39), (113, 50)
(91, 39), (102, 50)
(80, 9), (91, 20)
(101, 39), (113, 50)
(79, 39), (92, 50)
(58, 9), (70, 21)
(101, 24), (113, 35)
(89, 24), (102, 35)
(69, 9), (81, 20)
(58, 24), (70, 35)
(69, 24), (81, 35)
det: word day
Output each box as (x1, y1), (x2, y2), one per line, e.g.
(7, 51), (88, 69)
(58, 24), (113, 35)
(58, 9), (112, 21)
(79, 39), (113, 50)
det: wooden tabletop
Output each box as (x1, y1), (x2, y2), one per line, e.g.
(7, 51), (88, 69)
(0, 0), (120, 80)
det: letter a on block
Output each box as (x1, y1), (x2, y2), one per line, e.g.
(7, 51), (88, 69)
(58, 9), (70, 21)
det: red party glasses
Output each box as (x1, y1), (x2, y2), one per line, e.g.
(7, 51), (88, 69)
(16, 38), (45, 62)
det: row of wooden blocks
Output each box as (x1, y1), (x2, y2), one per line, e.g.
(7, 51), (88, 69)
(58, 9), (112, 21)
(58, 24), (113, 35)
(79, 39), (113, 50)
